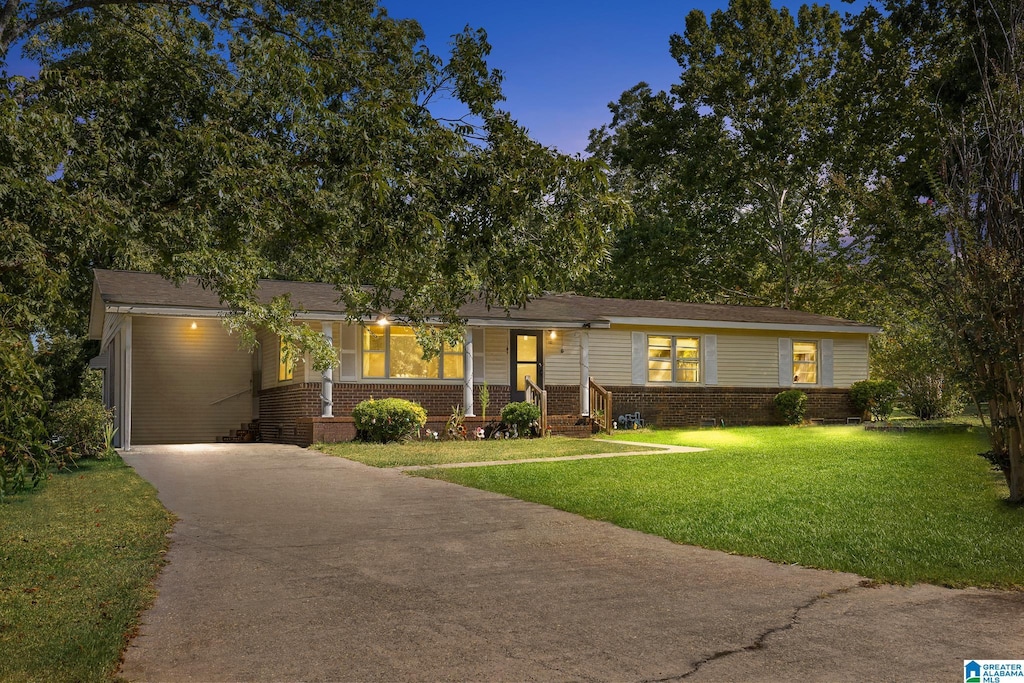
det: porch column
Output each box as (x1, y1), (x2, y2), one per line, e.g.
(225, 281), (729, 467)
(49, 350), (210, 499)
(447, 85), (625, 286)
(463, 328), (475, 416)
(122, 317), (133, 451)
(321, 322), (334, 418)
(580, 330), (590, 416)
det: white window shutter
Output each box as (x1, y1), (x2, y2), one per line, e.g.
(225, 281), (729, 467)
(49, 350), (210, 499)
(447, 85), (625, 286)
(339, 324), (358, 380)
(820, 338), (834, 388)
(472, 329), (485, 383)
(631, 332), (646, 385)
(703, 334), (718, 385)
(778, 337), (793, 387)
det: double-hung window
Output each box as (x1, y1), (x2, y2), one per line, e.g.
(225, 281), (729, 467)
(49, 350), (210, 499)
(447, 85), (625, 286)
(648, 335), (700, 383)
(362, 326), (463, 380)
(792, 341), (818, 384)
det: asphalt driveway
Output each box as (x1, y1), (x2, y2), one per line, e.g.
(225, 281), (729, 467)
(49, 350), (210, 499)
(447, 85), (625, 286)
(120, 444), (1024, 682)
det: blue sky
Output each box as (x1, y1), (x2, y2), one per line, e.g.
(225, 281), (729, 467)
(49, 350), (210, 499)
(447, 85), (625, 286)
(382, 1), (695, 155)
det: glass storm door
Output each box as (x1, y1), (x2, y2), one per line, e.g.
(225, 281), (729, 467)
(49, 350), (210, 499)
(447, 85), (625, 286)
(510, 331), (543, 403)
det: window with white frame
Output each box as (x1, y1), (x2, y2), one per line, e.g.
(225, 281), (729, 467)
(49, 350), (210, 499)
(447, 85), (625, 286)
(648, 335), (700, 383)
(362, 325), (463, 380)
(792, 341), (818, 384)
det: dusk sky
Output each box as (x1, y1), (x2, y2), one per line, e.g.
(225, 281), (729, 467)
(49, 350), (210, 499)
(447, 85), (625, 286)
(4, 1), (863, 155)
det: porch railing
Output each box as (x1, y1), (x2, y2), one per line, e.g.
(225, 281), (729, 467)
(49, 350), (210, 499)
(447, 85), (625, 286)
(589, 378), (613, 435)
(524, 375), (548, 437)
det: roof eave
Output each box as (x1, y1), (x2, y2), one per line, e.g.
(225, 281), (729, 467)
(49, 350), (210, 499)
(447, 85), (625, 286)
(603, 316), (881, 335)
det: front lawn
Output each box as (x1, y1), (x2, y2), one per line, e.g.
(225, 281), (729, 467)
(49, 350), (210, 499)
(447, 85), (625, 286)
(418, 425), (1024, 588)
(315, 435), (650, 467)
(0, 456), (174, 682)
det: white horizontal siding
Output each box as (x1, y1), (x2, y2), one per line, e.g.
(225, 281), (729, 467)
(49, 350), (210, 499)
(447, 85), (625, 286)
(485, 329), (509, 385)
(833, 336), (870, 388)
(589, 330), (633, 386)
(544, 330), (580, 385)
(132, 316), (252, 444)
(716, 334), (780, 387)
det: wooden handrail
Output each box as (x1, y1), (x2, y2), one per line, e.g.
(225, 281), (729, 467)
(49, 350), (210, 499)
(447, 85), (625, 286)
(210, 386), (251, 406)
(524, 375), (548, 437)
(589, 378), (613, 435)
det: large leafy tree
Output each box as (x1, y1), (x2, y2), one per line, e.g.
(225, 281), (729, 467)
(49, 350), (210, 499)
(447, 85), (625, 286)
(1, 0), (627, 364)
(834, 0), (1024, 501)
(589, 0), (867, 311)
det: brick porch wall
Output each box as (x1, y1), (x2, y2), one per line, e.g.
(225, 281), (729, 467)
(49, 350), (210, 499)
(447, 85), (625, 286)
(605, 386), (856, 427)
(259, 382), (512, 445)
(546, 385), (581, 415)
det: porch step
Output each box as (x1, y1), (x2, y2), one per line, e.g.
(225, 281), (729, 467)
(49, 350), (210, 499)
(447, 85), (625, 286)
(220, 421), (260, 443)
(547, 414), (594, 438)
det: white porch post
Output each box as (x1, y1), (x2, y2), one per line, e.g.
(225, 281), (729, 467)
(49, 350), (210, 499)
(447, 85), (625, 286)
(321, 322), (334, 418)
(463, 328), (475, 416)
(580, 330), (590, 416)
(122, 317), (133, 451)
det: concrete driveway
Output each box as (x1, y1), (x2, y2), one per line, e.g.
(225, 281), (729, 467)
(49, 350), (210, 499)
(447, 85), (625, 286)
(120, 444), (1024, 682)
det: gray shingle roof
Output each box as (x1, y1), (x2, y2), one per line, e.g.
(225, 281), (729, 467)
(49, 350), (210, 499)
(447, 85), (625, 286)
(92, 269), (877, 331)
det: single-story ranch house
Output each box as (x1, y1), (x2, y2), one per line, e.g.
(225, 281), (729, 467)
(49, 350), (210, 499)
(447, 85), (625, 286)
(88, 269), (880, 449)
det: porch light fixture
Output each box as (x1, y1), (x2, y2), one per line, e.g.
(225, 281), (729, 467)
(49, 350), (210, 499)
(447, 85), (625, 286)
(376, 315), (389, 326)
(549, 330), (557, 340)
(190, 321), (198, 330)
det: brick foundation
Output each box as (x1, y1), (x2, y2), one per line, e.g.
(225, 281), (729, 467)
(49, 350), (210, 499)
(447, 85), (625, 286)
(604, 386), (856, 427)
(260, 381), (856, 445)
(259, 382), (513, 446)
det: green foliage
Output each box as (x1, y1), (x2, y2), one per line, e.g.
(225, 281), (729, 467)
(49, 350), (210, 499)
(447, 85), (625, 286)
(351, 398), (427, 443)
(479, 381), (490, 422)
(0, 331), (51, 499)
(33, 334), (98, 402)
(849, 380), (899, 422)
(48, 397), (114, 460)
(773, 389), (808, 425)
(81, 369), (103, 402)
(871, 316), (966, 421)
(3, 1), (628, 369)
(587, 0), (861, 310)
(500, 401), (541, 436)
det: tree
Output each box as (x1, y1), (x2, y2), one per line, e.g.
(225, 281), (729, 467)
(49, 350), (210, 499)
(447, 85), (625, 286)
(927, 0), (1024, 499)
(2, 1), (627, 362)
(588, 0), (867, 311)
(850, 0), (1024, 500)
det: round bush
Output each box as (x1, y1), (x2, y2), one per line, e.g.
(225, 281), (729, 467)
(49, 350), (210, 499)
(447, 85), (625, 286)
(849, 379), (899, 421)
(501, 401), (541, 436)
(352, 398), (427, 443)
(773, 389), (808, 425)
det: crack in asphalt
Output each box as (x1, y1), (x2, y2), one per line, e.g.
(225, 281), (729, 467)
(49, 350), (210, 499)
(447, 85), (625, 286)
(644, 581), (871, 682)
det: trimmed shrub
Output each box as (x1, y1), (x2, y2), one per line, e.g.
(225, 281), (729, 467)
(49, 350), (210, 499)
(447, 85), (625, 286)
(352, 398), (427, 443)
(48, 398), (114, 459)
(850, 379), (899, 421)
(773, 389), (808, 425)
(501, 401), (541, 437)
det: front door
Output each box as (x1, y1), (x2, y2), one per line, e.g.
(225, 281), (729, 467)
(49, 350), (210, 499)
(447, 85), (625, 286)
(510, 331), (543, 403)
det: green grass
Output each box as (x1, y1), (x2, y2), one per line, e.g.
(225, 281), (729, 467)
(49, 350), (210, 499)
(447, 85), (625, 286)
(419, 425), (1024, 588)
(0, 456), (174, 682)
(314, 436), (650, 467)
